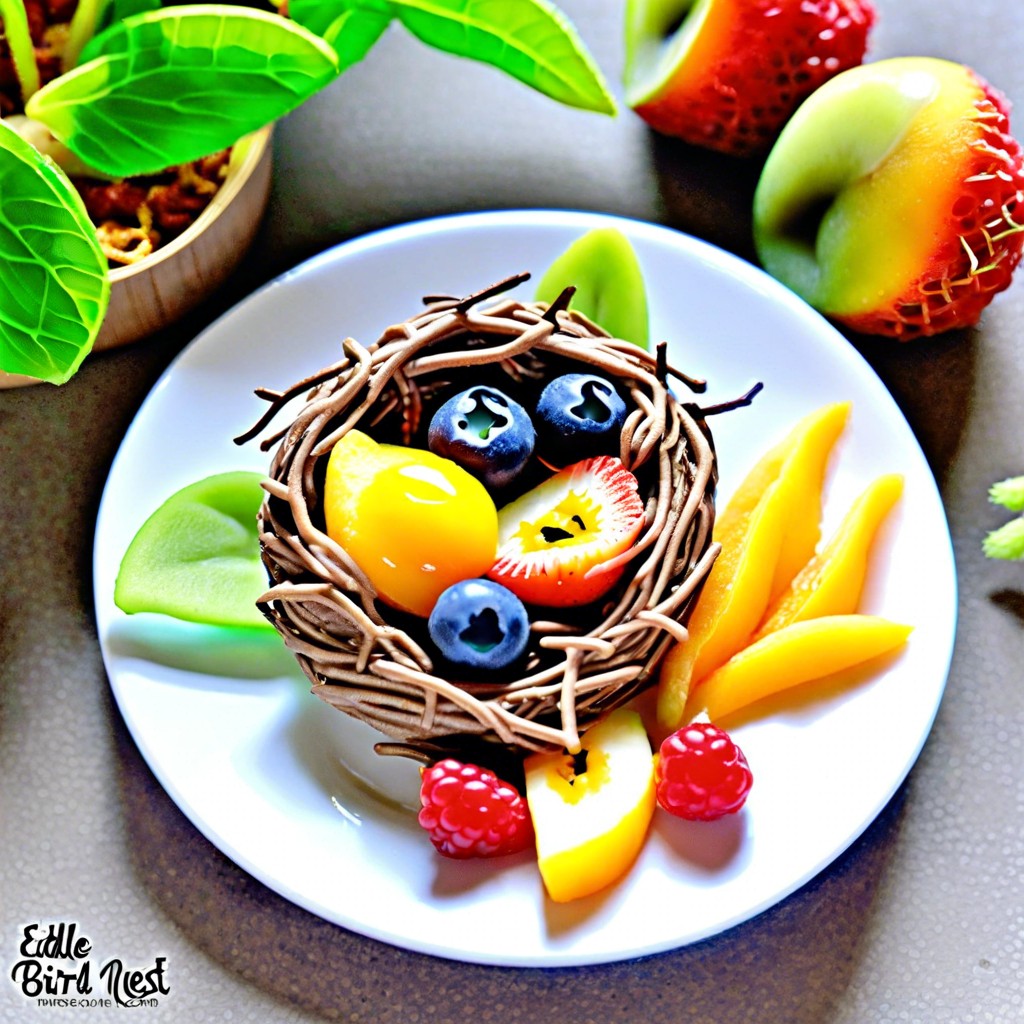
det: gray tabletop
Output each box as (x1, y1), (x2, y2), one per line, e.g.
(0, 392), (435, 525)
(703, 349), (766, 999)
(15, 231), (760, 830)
(2, 1), (1023, 1021)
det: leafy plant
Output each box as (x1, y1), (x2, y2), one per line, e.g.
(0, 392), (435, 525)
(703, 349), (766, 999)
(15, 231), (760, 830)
(0, 0), (614, 385)
(984, 475), (1024, 560)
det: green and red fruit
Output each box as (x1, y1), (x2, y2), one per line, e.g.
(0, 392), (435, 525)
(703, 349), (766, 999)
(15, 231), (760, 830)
(488, 456), (645, 607)
(624, 0), (875, 157)
(753, 57), (1024, 338)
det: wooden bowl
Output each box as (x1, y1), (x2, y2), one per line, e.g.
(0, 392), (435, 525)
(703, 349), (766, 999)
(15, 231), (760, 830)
(0, 126), (273, 389)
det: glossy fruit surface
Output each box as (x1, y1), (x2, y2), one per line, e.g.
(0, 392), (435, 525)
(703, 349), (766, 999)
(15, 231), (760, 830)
(323, 429), (497, 617)
(688, 614), (913, 721)
(428, 578), (530, 670)
(755, 472), (903, 637)
(655, 721), (753, 821)
(534, 373), (627, 466)
(488, 456), (645, 607)
(754, 56), (1024, 337)
(427, 386), (535, 490)
(625, 0), (875, 156)
(418, 759), (534, 859)
(657, 403), (848, 731)
(525, 708), (656, 902)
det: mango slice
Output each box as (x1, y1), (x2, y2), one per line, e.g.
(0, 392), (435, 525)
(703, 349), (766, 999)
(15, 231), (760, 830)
(687, 614), (913, 722)
(657, 477), (786, 730)
(754, 473), (904, 638)
(656, 401), (850, 731)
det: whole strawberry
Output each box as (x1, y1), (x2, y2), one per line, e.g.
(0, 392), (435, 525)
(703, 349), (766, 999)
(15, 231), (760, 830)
(625, 0), (876, 157)
(418, 759), (534, 858)
(655, 722), (753, 821)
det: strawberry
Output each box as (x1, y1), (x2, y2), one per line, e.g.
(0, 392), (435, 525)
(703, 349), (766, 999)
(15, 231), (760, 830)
(625, 0), (876, 157)
(753, 57), (1024, 338)
(839, 74), (1024, 338)
(487, 456), (645, 607)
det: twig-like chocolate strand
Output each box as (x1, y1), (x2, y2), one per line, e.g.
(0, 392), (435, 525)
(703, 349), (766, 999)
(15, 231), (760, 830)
(242, 284), (720, 763)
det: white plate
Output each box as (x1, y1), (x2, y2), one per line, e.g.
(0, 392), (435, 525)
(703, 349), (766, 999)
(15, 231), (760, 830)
(94, 210), (957, 967)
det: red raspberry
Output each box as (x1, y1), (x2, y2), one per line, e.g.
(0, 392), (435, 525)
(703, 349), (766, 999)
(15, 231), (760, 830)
(418, 759), (534, 859)
(655, 723), (753, 821)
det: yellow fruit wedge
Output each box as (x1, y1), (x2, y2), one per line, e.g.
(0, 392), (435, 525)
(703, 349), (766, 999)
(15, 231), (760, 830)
(525, 709), (656, 903)
(686, 614), (913, 722)
(763, 402), (852, 600)
(657, 477), (787, 731)
(755, 473), (904, 638)
(656, 401), (850, 731)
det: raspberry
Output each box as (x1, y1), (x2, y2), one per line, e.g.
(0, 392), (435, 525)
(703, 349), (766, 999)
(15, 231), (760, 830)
(418, 759), (534, 859)
(655, 723), (753, 821)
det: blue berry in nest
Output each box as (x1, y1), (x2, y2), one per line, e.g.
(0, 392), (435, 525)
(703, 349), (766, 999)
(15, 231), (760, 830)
(427, 386), (535, 489)
(427, 579), (530, 670)
(535, 373), (627, 465)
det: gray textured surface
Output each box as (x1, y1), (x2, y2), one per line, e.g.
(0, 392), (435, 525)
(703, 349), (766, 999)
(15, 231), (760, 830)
(2, 1), (1023, 1020)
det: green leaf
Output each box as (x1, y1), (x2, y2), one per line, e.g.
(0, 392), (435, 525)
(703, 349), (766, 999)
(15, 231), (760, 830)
(534, 228), (649, 347)
(983, 516), (1024, 561)
(114, 471), (273, 629)
(989, 475), (1024, 513)
(26, 6), (341, 177)
(290, 0), (393, 72)
(295, 0), (615, 114)
(0, 121), (110, 384)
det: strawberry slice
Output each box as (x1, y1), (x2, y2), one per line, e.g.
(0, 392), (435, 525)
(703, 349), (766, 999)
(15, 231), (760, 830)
(488, 457), (645, 607)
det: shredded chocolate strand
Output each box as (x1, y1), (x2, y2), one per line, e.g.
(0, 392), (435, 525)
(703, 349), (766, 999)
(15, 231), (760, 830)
(242, 285), (719, 762)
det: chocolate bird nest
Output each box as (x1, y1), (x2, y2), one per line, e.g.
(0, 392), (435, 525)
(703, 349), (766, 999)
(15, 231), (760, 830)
(237, 274), (721, 767)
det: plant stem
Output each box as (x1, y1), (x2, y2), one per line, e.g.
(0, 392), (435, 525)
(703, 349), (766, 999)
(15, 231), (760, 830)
(63, 0), (106, 71)
(0, 0), (41, 103)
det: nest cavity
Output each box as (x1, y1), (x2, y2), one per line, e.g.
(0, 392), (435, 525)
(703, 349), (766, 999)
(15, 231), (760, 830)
(239, 274), (719, 764)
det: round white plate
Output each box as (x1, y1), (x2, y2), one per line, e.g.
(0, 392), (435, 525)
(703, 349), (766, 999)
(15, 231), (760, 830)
(94, 210), (957, 967)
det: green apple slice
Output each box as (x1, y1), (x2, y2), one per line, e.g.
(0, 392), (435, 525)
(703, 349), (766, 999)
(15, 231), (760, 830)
(114, 471), (271, 629)
(534, 228), (650, 348)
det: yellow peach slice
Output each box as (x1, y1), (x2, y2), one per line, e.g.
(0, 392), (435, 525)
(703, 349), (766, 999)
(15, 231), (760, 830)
(656, 402), (849, 731)
(657, 477), (786, 731)
(755, 473), (904, 638)
(525, 708), (656, 903)
(687, 614), (913, 722)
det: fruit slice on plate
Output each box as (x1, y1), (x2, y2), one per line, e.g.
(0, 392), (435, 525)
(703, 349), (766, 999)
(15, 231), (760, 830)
(687, 614), (913, 722)
(753, 56), (1024, 337)
(656, 402), (848, 731)
(754, 472), (903, 638)
(488, 456), (645, 607)
(624, 0), (875, 157)
(525, 708), (656, 903)
(323, 429), (498, 617)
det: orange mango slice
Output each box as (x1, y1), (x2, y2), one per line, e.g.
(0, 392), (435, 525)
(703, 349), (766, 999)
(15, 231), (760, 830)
(657, 477), (786, 730)
(688, 614), (913, 722)
(754, 472), (904, 638)
(656, 401), (850, 731)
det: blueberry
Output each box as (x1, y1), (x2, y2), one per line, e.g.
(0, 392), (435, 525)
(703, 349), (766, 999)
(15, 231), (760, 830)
(428, 579), (530, 670)
(535, 373), (627, 464)
(427, 386), (535, 489)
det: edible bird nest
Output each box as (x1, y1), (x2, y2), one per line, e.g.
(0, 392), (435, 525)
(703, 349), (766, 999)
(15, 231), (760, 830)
(237, 274), (721, 768)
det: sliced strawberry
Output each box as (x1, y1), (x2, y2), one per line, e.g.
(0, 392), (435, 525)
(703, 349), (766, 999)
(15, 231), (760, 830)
(487, 456), (646, 608)
(627, 0), (875, 157)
